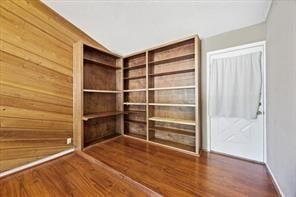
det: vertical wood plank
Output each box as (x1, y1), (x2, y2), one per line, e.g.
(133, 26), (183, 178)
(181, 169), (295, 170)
(145, 51), (149, 141)
(73, 41), (84, 150)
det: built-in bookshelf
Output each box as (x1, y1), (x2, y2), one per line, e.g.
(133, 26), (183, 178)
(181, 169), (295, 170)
(123, 52), (147, 140)
(73, 42), (123, 149)
(122, 35), (201, 155)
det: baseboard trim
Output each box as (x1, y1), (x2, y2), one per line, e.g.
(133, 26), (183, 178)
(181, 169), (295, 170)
(266, 163), (284, 197)
(0, 148), (75, 178)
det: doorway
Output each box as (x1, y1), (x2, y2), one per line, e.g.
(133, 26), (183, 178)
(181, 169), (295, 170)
(207, 42), (266, 162)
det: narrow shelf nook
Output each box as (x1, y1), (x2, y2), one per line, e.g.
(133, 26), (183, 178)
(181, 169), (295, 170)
(150, 137), (195, 152)
(84, 57), (121, 70)
(148, 103), (196, 107)
(149, 126), (195, 136)
(148, 53), (194, 66)
(148, 85), (195, 91)
(149, 117), (196, 126)
(74, 42), (123, 149)
(83, 111), (123, 121)
(149, 68), (195, 77)
(84, 89), (121, 93)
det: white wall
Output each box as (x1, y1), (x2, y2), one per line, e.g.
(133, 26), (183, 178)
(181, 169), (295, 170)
(201, 23), (266, 149)
(266, 1), (296, 196)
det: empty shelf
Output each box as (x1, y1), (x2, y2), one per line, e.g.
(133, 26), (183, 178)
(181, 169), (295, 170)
(149, 85), (195, 91)
(124, 102), (146, 106)
(123, 89), (146, 92)
(150, 137), (195, 152)
(149, 103), (195, 107)
(124, 119), (146, 125)
(125, 132), (146, 140)
(124, 110), (146, 114)
(123, 63), (146, 71)
(149, 126), (195, 136)
(85, 133), (120, 147)
(149, 117), (195, 126)
(84, 57), (121, 69)
(148, 54), (194, 66)
(84, 89), (121, 93)
(83, 111), (122, 121)
(124, 75), (146, 80)
(149, 68), (195, 77)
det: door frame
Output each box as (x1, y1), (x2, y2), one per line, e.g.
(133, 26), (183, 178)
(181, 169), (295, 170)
(206, 41), (267, 163)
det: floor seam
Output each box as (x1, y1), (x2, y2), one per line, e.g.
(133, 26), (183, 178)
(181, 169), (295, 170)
(76, 151), (163, 197)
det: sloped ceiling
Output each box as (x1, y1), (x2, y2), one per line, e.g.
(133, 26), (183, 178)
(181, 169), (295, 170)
(43, 0), (271, 55)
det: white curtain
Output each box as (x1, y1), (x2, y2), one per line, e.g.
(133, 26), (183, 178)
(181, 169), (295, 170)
(209, 52), (262, 119)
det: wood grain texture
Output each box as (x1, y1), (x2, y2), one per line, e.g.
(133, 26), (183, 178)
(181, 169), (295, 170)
(73, 42), (122, 149)
(85, 136), (278, 197)
(0, 0), (107, 172)
(0, 153), (153, 197)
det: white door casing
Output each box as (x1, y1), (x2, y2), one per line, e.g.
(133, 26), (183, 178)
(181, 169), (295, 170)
(207, 42), (266, 162)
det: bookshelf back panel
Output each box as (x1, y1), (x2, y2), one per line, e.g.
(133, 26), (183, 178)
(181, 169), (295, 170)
(124, 92), (146, 103)
(149, 72), (195, 88)
(150, 106), (195, 121)
(125, 113), (146, 122)
(84, 93), (116, 114)
(154, 132), (195, 146)
(124, 53), (146, 68)
(84, 63), (117, 90)
(124, 122), (146, 136)
(149, 59), (194, 75)
(84, 45), (117, 67)
(84, 117), (117, 145)
(124, 105), (146, 110)
(124, 68), (145, 78)
(124, 79), (146, 90)
(148, 39), (194, 62)
(149, 89), (195, 104)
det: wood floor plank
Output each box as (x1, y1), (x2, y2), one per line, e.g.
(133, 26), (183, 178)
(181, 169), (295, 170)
(84, 136), (278, 197)
(0, 137), (278, 196)
(0, 153), (151, 197)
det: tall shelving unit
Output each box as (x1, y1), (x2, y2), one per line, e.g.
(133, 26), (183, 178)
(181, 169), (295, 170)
(123, 35), (201, 155)
(73, 42), (123, 150)
(123, 52), (147, 140)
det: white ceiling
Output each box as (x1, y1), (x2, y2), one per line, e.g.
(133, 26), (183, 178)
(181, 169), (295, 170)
(43, 0), (271, 55)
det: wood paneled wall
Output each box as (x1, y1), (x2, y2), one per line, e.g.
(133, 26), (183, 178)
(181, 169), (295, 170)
(0, 0), (107, 172)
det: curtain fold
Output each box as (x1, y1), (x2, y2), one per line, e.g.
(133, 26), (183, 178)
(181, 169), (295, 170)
(209, 52), (262, 119)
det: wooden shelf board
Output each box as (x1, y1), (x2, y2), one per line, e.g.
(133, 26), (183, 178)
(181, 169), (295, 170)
(124, 102), (146, 106)
(149, 126), (195, 136)
(83, 111), (122, 121)
(123, 89), (146, 92)
(149, 103), (195, 107)
(84, 89), (121, 93)
(124, 110), (146, 114)
(124, 119), (146, 125)
(149, 68), (195, 77)
(84, 57), (121, 69)
(124, 75), (146, 80)
(84, 133), (120, 147)
(149, 117), (195, 126)
(123, 63), (146, 71)
(148, 85), (195, 91)
(149, 137), (195, 152)
(124, 132), (146, 140)
(148, 53), (194, 66)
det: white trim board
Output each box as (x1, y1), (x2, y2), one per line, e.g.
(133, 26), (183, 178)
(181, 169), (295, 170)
(206, 41), (267, 163)
(266, 163), (285, 197)
(0, 148), (75, 178)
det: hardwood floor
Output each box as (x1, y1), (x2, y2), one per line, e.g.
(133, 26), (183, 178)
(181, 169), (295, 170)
(0, 153), (154, 197)
(0, 136), (278, 196)
(85, 136), (278, 197)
